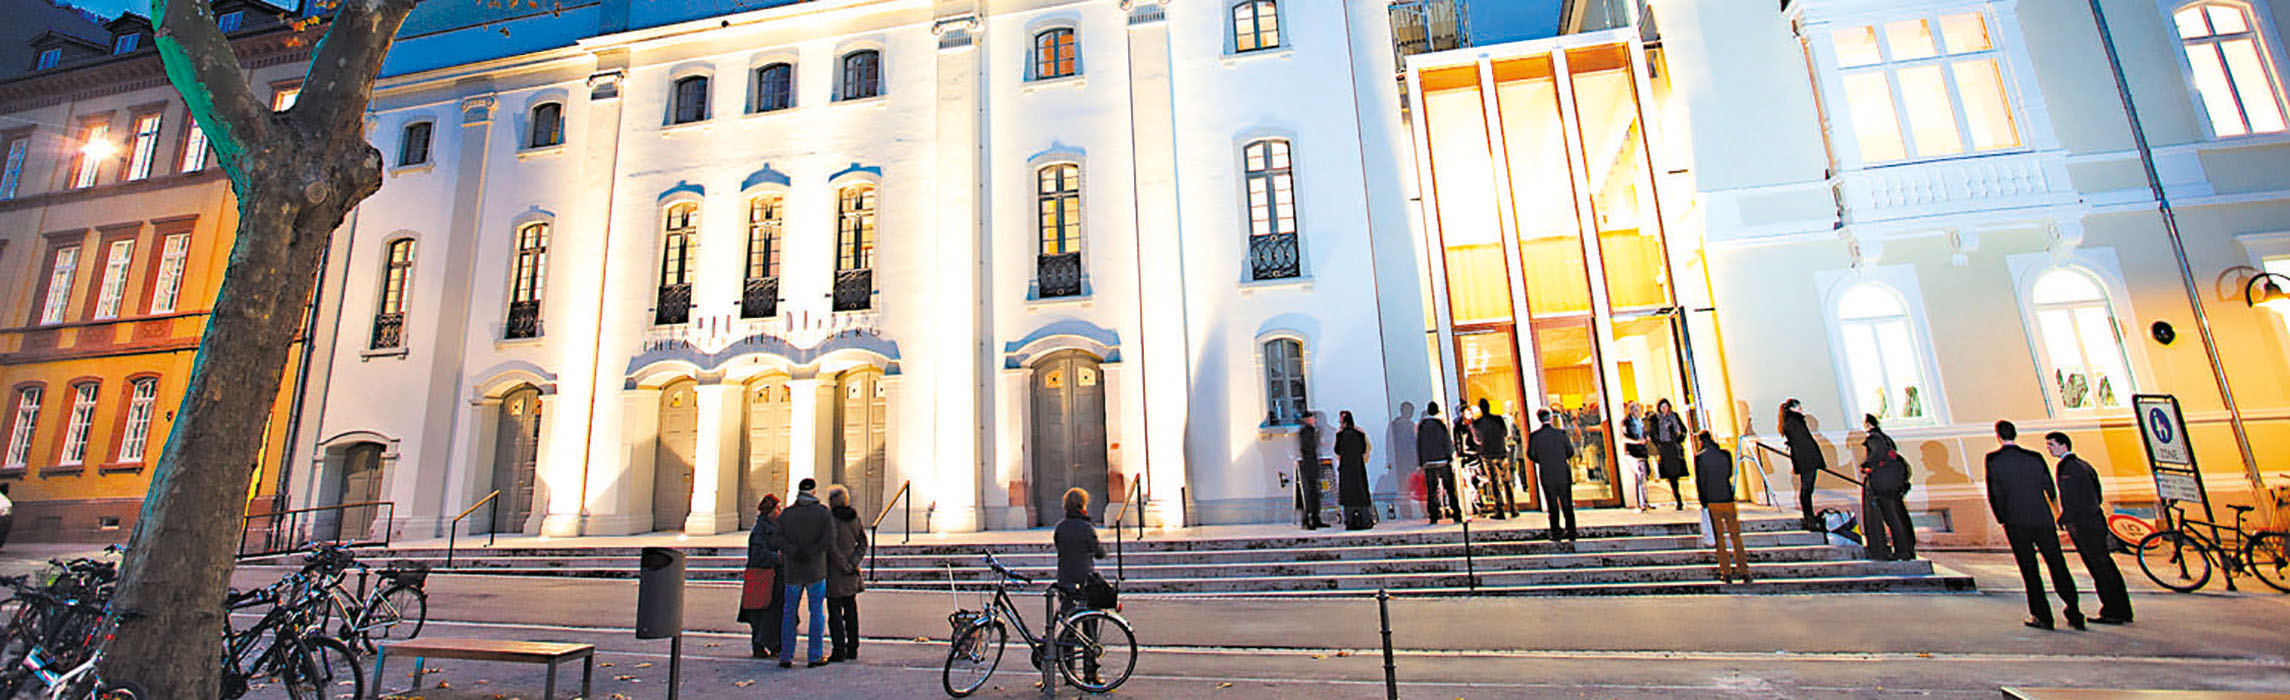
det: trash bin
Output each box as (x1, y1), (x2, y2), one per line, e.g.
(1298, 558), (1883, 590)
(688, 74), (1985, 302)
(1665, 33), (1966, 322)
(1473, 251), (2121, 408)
(636, 547), (685, 640)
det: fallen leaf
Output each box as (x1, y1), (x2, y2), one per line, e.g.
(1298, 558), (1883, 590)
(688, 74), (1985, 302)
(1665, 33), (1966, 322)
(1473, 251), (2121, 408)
(1310, 654), (1327, 660)
(704, 642), (720, 648)
(734, 680), (755, 687)
(434, 682), (451, 689)
(614, 675), (637, 681)
(599, 662), (614, 668)
(913, 636), (931, 643)
(1335, 650), (1354, 657)
(633, 662), (654, 668)
(1217, 682), (1235, 688)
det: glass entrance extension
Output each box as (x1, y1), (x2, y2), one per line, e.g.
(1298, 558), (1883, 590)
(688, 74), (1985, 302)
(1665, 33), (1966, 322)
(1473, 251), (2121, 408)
(1413, 30), (1716, 511)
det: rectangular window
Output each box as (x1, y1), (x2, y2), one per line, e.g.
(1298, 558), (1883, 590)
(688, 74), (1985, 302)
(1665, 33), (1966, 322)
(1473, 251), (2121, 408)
(218, 10), (243, 32)
(93, 238), (134, 319)
(71, 120), (109, 189)
(3, 387), (39, 469)
(126, 113), (161, 180)
(1234, 0), (1281, 53)
(398, 122), (432, 166)
(149, 232), (189, 313)
(36, 48), (60, 70)
(40, 246), (80, 325)
(1828, 12), (2019, 163)
(272, 87), (300, 111)
(112, 33), (137, 54)
(2177, 3), (2289, 137)
(181, 125), (209, 172)
(60, 383), (97, 466)
(1, 133), (27, 199)
(119, 379), (156, 462)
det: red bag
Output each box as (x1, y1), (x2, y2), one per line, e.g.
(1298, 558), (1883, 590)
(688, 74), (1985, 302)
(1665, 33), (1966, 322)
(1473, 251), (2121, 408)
(739, 567), (776, 609)
(1408, 469), (1427, 503)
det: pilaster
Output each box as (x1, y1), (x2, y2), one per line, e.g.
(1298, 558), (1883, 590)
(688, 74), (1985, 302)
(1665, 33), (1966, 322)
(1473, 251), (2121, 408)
(931, 1), (988, 533)
(685, 383), (744, 534)
(1122, 0), (1192, 527)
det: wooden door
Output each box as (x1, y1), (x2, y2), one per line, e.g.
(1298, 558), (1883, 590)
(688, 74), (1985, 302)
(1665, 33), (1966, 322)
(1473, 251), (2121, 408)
(492, 386), (542, 534)
(837, 368), (887, 519)
(654, 380), (698, 532)
(1030, 351), (1108, 526)
(742, 375), (791, 530)
(338, 443), (384, 539)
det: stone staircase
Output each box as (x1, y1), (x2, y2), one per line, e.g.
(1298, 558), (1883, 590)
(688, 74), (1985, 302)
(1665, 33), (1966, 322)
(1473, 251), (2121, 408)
(245, 514), (1974, 597)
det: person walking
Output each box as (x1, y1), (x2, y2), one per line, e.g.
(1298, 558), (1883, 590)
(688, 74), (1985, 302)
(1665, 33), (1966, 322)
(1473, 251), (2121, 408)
(1335, 410), (1376, 531)
(777, 478), (835, 667)
(1417, 403), (1463, 525)
(1473, 399), (1518, 519)
(1623, 402), (1652, 512)
(738, 495), (785, 659)
(1780, 399), (1828, 531)
(1296, 412), (1328, 530)
(1695, 432), (1749, 583)
(1527, 409), (1578, 542)
(1859, 415), (1915, 561)
(1650, 399), (1690, 511)
(1986, 421), (2083, 631)
(1453, 404), (1480, 516)
(824, 486), (868, 662)
(2048, 431), (2132, 624)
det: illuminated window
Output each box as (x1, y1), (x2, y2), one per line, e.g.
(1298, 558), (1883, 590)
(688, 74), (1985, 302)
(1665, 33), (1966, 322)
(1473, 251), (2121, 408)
(181, 125), (209, 172)
(1263, 338), (1308, 425)
(112, 33), (137, 54)
(149, 233), (189, 313)
(836, 185), (876, 271)
(398, 121), (432, 166)
(2175, 2), (2288, 137)
(2029, 269), (2131, 411)
(1034, 28), (1077, 79)
(839, 50), (881, 100)
(1037, 164), (1083, 298)
(35, 48), (60, 71)
(505, 222), (547, 339)
(271, 86), (299, 111)
(372, 239), (414, 349)
(93, 239), (134, 319)
(40, 246), (79, 325)
(671, 76), (710, 124)
(742, 195), (782, 318)
(2, 133), (28, 199)
(529, 103), (563, 148)
(126, 113), (161, 180)
(1243, 138), (1301, 280)
(752, 63), (793, 112)
(656, 203), (696, 325)
(218, 10), (243, 32)
(1829, 12), (2019, 162)
(71, 120), (109, 189)
(3, 387), (39, 468)
(1233, 1), (1281, 53)
(60, 382), (97, 466)
(1835, 282), (1930, 423)
(118, 378), (156, 462)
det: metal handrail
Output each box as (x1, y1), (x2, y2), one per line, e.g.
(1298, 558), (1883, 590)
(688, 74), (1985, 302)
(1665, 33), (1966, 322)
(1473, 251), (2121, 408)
(1110, 478), (1146, 582)
(237, 500), (396, 559)
(866, 480), (912, 583)
(445, 490), (502, 569)
(1755, 440), (1864, 487)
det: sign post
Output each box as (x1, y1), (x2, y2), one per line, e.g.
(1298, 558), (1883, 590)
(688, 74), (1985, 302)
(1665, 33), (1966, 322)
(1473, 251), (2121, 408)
(2133, 394), (2214, 525)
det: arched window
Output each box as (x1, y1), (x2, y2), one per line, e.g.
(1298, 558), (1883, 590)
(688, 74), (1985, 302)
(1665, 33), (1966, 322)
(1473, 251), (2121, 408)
(3, 386), (41, 469)
(2174, 2), (2288, 137)
(2030, 269), (2131, 411)
(752, 63), (794, 112)
(839, 50), (882, 101)
(742, 195), (782, 318)
(505, 222), (548, 339)
(1243, 138), (1300, 280)
(832, 184), (876, 311)
(372, 238), (415, 349)
(1233, 0), (1281, 53)
(59, 381), (97, 466)
(529, 102), (564, 148)
(398, 121), (432, 167)
(671, 75), (710, 124)
(1835, 283), (1929, 422)
(1037, 164), (1083, 298)
(1263, 338), (1308, 426)
(1034, 28), (1077, 79)
(117, 377), (157, 463)
(657, 203), (697, 325)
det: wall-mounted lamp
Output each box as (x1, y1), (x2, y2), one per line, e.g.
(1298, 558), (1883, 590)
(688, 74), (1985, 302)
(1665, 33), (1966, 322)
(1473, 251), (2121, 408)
(2244, 272), (2290, 315)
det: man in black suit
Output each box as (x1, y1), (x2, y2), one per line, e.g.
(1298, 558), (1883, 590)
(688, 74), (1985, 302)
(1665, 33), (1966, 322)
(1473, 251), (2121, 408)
(1473, 399), (1518, 519)
(1296, 412), (1327, 530)
(2048, 431), (2132, 624)
(1986, 420), (2083, 630)
(1417, 403), (1463, 525)
(1527, 409), (1578, 542)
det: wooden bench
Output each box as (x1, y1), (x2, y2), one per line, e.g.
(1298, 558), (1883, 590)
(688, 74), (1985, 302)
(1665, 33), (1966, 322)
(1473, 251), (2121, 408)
(372, 638), (594, 700)
(2004, 689), (2290, 700)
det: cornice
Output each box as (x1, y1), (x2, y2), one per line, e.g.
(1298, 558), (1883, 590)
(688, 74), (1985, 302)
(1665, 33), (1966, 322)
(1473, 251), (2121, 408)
(0, 29), (311, 112)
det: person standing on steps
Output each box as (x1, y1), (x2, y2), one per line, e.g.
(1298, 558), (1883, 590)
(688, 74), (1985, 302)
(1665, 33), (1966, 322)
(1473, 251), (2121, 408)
(1650, 399), (1690, 511)
(1695, 432), (1749, 584)
(1623, 402), (1653, 512)
(1336, 410), (1377, 531)
(2049, 431), (2132, 625)
(1859, 414), (1915, 561)
(778, 478), (836, 667)
(1473, 399), (1518, 520)
(1527, 409), (1579, 542)
(739, 495), (785, 659)
(824, 485), (868, 663)
(1986, 421), (2083, 631)
(1417, 403), (1463, 525)
(1295, 411), (1328, 530)
(1780, 399), (1828, 531)
(1454, 403), (1480, 516)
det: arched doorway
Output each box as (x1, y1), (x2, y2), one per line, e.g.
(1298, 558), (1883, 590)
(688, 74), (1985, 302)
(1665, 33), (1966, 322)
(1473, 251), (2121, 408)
(1030, 350), (1108, 526)
(491, 386), (543, 534)
(654, 379), (699, 532)
(329, 442), (386, 540)
(836, 367), (887, 520)
(742, 374), (792, 530)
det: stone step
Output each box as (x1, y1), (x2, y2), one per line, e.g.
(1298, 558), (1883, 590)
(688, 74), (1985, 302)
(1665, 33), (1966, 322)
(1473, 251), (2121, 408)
(1151, 572), (1979, 598)
(859, 545), (1864, 581)
(854, 559), (1951, 593)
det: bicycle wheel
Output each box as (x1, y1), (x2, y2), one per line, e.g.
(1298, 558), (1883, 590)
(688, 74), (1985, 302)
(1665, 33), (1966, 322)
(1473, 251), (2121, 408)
(0, 602), (47, 697)
(1054, 610), (1137, 693)
(2246, 531), (2290, 594)
(942, 620), (1005, 698)
(97, 680), (147, 700)
(282, 635), (364, 700)
(367, 585), (428, 641)
(2137, 530), (2212, 592)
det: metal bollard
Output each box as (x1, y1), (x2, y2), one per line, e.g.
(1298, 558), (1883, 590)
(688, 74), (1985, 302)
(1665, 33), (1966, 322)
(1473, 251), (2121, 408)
(1461, 519), (1476, 592)
(1377, 588), (1397, 700)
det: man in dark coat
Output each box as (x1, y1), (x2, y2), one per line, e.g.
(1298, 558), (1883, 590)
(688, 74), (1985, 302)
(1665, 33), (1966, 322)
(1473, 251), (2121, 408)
(2048, 431), (2131, 624)
(1335, 410), (1375, 530)
(1295, 411), (1327, 530)
(1985, 421), (2083, 631)
(777, 478), (837, 666)
(1780, 399), (1827, 531)
(1417, 403), (1463, 524)
(1527, 409), (1578, 542)
(1473, 399), (1517, 519)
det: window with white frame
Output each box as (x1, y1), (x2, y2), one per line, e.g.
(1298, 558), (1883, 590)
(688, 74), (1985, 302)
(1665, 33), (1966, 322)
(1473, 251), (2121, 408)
(93, 238), (134, 319)
(371, 238), (414, 349)
(1263, 337), (1308, 426)
(505, 222), (547, 339)
(742, 194), (782, 319)
(71, 120), (109, 189)
(2175, 1), (2288, 137)
(60, 382), (97, 466)
(126, 113), (160, 180)
(3, 387), (39, 469)
(1243, 138), (1302, 280)
(1829, 11), (2020, 162)
(2029, 268), (2132, 411)
(1233, 1), (1281, 53)
(656, 202), (697, 325)
(1, 132), (27, 198)
(118, 378), (156, 462)
(40, 246), (79, 325)
(1037, 164), (1084, 298)
(1835, 282), (1930, 422)
(181, 125), (209, 172)
(149, 232), (188, 313)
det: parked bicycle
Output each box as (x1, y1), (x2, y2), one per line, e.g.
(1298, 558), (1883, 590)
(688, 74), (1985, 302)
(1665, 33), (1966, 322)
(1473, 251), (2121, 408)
(941, 553), (1135, 697)
(2136, 501), (2289, 593)
(0, 549), (127, 698)
(6, 593), (142, 700)
(218, 571), (364, 700)
(295, 542), (428, 652)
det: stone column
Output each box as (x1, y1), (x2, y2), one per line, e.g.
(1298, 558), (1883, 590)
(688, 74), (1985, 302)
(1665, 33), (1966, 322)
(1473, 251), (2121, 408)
(685, 382), (743, 534)
(1121, 0), (1192, 527)
(929, 3), (988, 532)
(544, 56), (631, 538)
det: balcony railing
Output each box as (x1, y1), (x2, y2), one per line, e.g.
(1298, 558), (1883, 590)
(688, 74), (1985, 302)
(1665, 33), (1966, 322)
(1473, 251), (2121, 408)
(655, 283), (692, 325)
(741, 277), (779, 319)
(504, 300), (541, 339)
(1037, 252), (1083, 298)
(1389, 0), (1469, 71)
(833, 269), (873, 312)
(1249, 232), (1302, 281)
(369, 312), (404, 349)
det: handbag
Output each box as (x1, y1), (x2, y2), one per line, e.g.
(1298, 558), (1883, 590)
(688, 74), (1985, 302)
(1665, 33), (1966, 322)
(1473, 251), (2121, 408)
(1625, 442), (1648, 459)
(1082, 572), (1120, 610)
(1697, 508), (1716, 548)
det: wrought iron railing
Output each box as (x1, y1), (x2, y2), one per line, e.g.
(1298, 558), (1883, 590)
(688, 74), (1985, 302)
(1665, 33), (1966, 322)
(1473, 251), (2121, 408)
(504, 300), (541, 339)
(654, 282), (692, 325)
(236, 500), (396, 559)
(369, 312), (404, 349)
(833, 269), (873, 312)
(1037, 252), (1083, 298)
(741, 277), (779, 319)
(1249, 232), (1302, 281)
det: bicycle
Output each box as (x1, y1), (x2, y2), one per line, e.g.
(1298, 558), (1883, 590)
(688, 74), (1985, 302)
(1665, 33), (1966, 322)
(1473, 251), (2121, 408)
(2135, 501), (2289, 593)
(218, 573), (366, 700)
(8, 594), (143, 700)
(941, 553), (1135, 698)
(297, 543), (428, 652)
(0, 550), (127, 697)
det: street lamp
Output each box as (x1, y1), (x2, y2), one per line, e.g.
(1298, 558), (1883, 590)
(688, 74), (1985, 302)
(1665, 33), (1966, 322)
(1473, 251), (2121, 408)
(79, 137), (116, 161)
(2245, 272), (2290, 315)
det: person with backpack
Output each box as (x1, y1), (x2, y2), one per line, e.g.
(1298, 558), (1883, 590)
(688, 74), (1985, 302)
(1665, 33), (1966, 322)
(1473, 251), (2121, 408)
(777, 478), (834, 667)
(1860, 414), (1915, 561)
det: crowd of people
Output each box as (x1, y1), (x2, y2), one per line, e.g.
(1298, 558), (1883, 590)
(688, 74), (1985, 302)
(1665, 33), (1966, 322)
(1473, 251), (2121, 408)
(738, 478), (870, 666)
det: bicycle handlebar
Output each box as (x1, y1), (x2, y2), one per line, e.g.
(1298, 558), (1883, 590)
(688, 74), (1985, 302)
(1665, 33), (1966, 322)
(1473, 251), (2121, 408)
(983, 553), (1032, 584)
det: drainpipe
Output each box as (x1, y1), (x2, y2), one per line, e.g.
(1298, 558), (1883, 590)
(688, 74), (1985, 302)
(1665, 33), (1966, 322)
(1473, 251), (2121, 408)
(2083, 0), (2269, 524)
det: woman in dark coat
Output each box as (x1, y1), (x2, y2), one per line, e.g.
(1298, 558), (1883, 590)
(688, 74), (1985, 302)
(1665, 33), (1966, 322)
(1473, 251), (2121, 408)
(737, 495), (784, 658)
(824, 486), (868, 663)
(1334, 410), (1375, 530)
(1858, 414), (1914, 561)
(1779, 398), (1828, 531)
(1650, 399), (1690, 510)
